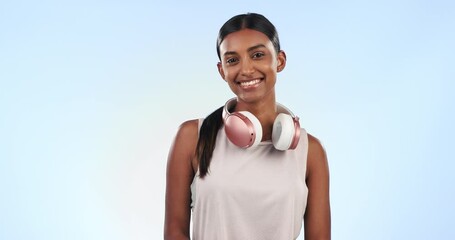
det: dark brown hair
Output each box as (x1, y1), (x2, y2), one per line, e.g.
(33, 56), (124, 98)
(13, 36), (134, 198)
(196, 13), (281, 178)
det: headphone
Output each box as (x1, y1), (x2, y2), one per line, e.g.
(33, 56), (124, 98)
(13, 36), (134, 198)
(222, 98), (301, 151)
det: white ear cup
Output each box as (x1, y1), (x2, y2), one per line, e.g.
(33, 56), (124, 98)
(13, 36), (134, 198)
(272, 113), (296, 151)
(237, 111), (263, 148)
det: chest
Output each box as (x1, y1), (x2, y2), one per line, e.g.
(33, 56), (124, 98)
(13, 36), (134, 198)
(194, 136), (306, 205)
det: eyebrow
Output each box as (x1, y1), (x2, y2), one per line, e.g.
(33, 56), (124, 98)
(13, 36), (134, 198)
(223, 44), (267, 57)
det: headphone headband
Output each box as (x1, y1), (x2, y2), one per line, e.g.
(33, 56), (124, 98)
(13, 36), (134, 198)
(222, 98), (298, 120)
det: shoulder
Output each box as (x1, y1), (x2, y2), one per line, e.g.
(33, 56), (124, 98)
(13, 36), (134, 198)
(168, 119), (200, 175)
(170, 119), (200, 157)
(175, 119), (199, 140)
(307, 133), (326, 160)
(306, 133), (329, 178)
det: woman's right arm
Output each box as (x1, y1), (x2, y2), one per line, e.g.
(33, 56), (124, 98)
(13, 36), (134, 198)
(164, 120), (199, 240)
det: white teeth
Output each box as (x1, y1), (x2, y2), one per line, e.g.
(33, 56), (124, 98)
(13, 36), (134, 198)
(239, 79), (261, 87)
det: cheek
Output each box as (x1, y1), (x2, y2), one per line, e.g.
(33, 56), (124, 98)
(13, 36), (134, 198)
(223, 67), (238, 80)
(259, 61), (277, 73)
(259, 56), (277, 69)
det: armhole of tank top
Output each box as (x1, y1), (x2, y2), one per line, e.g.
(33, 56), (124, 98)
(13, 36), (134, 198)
(301, 128), (309, 179)
(194, 118), (204, 175)
(191, 118), (204, 210)
(302, 128), (309, 156)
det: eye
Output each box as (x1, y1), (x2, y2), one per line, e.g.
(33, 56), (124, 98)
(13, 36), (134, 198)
(252, 52), (265, 59)
(226, 57), (238, 64)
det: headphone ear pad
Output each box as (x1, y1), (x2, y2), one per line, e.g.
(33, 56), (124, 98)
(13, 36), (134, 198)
(237, 111), (263, 148)
(224, 110), (263, 148)
(272, 113), (296, 151)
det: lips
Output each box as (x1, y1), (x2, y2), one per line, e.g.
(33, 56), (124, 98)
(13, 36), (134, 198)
(236, 78), (263, 88)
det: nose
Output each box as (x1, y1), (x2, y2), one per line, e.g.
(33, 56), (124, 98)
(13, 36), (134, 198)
(240, 57), (255, 76)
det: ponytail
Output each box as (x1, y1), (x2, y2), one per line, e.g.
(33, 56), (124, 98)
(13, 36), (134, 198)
(195, 106), (224, 178)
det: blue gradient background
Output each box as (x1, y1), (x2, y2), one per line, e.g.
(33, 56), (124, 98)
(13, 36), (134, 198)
(1, 1), (454, 239)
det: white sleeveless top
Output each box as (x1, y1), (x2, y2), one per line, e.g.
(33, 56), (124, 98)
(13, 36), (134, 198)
(191, 119), (309, 240)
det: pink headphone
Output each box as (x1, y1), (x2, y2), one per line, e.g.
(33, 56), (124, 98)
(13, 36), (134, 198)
(222, 98), (301, 150)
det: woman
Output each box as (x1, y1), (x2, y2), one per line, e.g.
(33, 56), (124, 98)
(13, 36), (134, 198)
(164, 13), (330, 240)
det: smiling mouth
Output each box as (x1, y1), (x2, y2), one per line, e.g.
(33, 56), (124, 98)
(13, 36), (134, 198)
(237, 78), (263, 87)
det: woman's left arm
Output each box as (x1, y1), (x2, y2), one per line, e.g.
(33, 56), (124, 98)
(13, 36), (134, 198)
(304, 134), (331, 240)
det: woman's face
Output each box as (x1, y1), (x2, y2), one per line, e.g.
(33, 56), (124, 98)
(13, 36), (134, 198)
(217, 28), (286, 104)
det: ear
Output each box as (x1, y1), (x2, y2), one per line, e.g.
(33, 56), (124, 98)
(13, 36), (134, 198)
(276, 50), (287, 72)
(217, 62), (226, 80)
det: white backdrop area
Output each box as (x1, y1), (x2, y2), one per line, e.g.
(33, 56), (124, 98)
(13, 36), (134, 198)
(1, 1), (454, 239)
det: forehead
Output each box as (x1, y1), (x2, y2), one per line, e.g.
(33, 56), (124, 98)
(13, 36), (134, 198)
(219, 28), (274, 55)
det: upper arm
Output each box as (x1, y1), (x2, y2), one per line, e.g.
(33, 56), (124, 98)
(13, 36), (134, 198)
(304, 134), (331, 240)
(164, 119), (199, 240)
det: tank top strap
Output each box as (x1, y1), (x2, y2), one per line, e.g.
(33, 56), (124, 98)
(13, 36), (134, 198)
(197, 118), (204, 135)
(198, 118), (205, 131)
